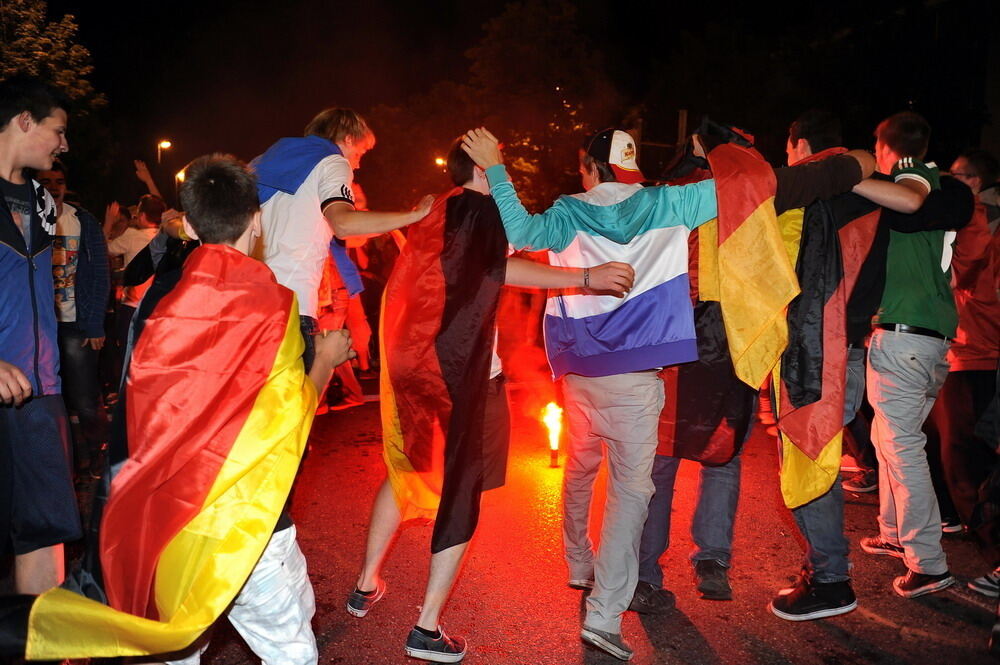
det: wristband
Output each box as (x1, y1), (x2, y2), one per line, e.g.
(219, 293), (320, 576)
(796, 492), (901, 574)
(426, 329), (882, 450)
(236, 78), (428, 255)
(584, 267), (590, 288)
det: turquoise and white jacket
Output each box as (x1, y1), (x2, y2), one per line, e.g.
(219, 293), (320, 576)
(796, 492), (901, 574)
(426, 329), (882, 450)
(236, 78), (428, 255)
(486, 165), (717, 378)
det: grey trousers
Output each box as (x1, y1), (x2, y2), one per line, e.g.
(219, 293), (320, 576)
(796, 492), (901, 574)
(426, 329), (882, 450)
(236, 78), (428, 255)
(867, 328), (951, 575)
(562, 371), (664, 633)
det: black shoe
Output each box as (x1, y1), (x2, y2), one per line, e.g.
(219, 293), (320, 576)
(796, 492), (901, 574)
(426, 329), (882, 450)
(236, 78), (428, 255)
(627, 581), (675, 614)
(581, 626), (633, 661)
(346, 579), (385, 618)
(892, 569), (955, 598)
(694, 559), (733, 600)
(941, 517), (964, 534)
(859, 535), (904, 558)
(404, 625), (466, 663)
(769, 576), (857, 621)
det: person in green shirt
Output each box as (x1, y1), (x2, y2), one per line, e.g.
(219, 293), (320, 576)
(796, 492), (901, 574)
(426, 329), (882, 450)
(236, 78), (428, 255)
(857, 111), (971, 598)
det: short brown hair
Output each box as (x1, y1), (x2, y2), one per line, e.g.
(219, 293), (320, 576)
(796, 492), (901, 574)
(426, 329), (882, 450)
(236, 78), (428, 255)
(875, 111), (931, 159)
(179, 154), (259, 244)
(137, 194), (166, 225)
(304, 108), (371, 145)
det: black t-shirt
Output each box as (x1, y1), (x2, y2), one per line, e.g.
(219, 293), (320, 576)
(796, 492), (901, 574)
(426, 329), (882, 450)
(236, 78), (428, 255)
(0, 177), (32, 244)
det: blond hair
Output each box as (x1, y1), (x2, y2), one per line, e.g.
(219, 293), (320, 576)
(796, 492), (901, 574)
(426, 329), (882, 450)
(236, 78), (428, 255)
(304, 108), (371, 144)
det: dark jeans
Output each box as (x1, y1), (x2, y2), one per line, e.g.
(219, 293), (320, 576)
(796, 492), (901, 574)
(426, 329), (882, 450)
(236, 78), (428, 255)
(58, 323), (109, 468)
(638, 453), (741, 589)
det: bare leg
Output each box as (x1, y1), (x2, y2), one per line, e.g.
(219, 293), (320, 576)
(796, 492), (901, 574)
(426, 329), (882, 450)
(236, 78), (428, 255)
(357, 478), (402, 591)
(416, 541), (469, 630)
(15, 544), (65, 594)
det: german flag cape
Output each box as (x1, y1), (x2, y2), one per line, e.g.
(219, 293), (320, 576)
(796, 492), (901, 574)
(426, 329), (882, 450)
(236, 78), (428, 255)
(381, 188), (507, 554)
(773, 150), (881, 507)
(3, 244), (316, 659)
(699, 143), (799, 390)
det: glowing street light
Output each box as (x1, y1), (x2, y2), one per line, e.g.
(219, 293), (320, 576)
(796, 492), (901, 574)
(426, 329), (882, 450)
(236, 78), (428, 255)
(157, 139), (172, 164)
(175, 169), (186, 183)
(434, 157), (446, 167)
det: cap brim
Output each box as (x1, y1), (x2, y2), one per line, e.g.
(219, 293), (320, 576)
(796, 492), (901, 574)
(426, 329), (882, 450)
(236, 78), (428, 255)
(611, 165), (645, 184)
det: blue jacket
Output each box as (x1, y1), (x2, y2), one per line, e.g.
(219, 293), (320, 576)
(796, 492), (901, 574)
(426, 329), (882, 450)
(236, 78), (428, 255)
(0, 180), (61, 395)
(61, 203), (110, 338)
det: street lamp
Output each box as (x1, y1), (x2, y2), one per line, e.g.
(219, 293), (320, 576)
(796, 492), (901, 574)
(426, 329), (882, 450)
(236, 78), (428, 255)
(157, 139), (172, 164)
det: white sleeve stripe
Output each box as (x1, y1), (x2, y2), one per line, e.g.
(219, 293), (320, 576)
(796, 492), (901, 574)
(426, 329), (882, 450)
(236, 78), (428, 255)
(894, 173), (931, 189)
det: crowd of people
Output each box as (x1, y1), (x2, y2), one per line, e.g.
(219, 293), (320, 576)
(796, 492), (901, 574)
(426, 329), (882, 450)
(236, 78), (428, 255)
(0, 71), (997, 664)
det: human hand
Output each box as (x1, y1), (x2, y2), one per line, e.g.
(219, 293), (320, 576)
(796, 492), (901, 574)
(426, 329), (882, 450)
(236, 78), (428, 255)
(82, 337), (105, 351)
(104, 201), (120, 227)
(134, 160), (153, 184)
(461, 127), (503, 169)
(412, 194), (434, 221)
(0, 360), (32, 407)
(315, 329), (356, 368)
(585, 261), (635, 297)
(691, 134), (707, 159)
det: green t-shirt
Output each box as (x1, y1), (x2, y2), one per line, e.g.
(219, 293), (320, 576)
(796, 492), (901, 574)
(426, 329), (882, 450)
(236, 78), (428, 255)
(876, 159), (958, 337)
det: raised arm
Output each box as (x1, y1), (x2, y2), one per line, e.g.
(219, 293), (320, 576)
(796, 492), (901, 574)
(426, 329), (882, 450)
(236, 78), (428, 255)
(506, 257), (634, 296)
(462, 127), (576, 252)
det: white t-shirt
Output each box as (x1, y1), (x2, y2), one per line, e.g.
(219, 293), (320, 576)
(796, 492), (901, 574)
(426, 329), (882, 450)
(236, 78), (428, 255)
(107, 226), (157, 307)
(260, 154), (355, 318)
(53, 203), (82, 322)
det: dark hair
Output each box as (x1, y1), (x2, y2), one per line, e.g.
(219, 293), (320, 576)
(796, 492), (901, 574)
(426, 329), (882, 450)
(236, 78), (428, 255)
(304, 108), (371, 144)
(446, 138), (476, 186)
(137, 194), (166, 224)
(959, 148), (999, 186)
(42, 159), (67, 176)
(179, 154), (259, 244)
(0, 75), (70, 128)
(580, 151), (616, 183)
(788, 110), (842, 153)
(875, 111), (931, 159)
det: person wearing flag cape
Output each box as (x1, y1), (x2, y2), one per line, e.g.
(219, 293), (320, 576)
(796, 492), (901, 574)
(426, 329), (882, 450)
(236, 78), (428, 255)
(0, 154), (354, 664)
(347, 138), (635, 663)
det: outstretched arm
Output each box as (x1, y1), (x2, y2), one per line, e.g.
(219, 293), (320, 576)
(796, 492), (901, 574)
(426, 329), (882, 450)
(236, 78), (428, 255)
(324, 198), (432, 239)
(852, 178), (926, 213)
(506, 258), (634, 296)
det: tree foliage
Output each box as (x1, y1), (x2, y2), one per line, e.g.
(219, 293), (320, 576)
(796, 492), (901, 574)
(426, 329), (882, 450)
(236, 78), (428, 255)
(362, 0), (622, 212)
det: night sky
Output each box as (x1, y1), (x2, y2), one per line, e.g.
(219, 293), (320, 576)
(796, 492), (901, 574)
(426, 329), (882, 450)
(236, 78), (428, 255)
(44, 0), (999, 208)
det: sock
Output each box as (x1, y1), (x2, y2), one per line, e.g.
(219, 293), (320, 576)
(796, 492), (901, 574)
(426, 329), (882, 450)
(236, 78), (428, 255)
(355, 587), (377, 596)
(414, 625), (441, 639)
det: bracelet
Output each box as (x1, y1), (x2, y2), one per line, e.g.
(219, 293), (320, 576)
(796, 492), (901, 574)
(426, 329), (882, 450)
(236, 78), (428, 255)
(583, 267), (590, 288)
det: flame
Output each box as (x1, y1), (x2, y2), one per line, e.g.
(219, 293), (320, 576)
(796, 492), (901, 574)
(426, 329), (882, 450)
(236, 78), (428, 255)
(541, 401), (563, 451)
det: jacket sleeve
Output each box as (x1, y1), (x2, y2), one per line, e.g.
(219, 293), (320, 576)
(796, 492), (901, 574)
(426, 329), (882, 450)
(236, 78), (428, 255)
(882, 176), (974, 233)
(485, 165), (576, 252)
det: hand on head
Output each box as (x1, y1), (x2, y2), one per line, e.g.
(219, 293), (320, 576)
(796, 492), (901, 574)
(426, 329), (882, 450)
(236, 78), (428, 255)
(461, 128), (503, 170)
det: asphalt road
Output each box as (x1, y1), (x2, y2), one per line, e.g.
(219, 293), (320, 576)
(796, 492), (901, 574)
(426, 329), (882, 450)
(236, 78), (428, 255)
(198, 382), (998, 665)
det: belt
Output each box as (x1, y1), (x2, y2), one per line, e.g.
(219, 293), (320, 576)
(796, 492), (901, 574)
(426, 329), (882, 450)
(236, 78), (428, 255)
(877, 323), (948, 340)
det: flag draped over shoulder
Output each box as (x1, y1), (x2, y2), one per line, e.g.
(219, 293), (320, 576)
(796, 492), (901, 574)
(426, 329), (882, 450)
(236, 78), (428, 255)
(380, 188), (507, 554)
(772, 150), (881, 508)
(700, 144), (800, 389)
(5, 245), (316, 660)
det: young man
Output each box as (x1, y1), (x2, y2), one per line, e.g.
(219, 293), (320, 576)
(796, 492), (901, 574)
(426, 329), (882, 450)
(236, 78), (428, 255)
(349, 139), (634, 663)
(0, 75), (80, 595)
(37, 159), (110, 477)
(253, 108), (431, 376)
(858, 111), (971, 598)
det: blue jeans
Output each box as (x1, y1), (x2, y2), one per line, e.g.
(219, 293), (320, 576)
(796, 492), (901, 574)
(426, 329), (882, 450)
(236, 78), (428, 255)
(787, 346), (867, 583)
(637, 453), (741, 588)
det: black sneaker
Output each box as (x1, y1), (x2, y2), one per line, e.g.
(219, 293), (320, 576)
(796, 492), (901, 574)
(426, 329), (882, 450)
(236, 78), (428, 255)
(405, 625), (467, 663)
(581, 626), (633, 661)
(346, 579), (385, 618)
(941, 517), (964, 534)
(694, 559), (733, 600)
(769, 577), (857, 621)
(627, 581), (675, 614)
(842, 469), (878, 493)
(859, 535), (904, 558)
(969, 567), (1000, 598)
(892, 569), (955, 598)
